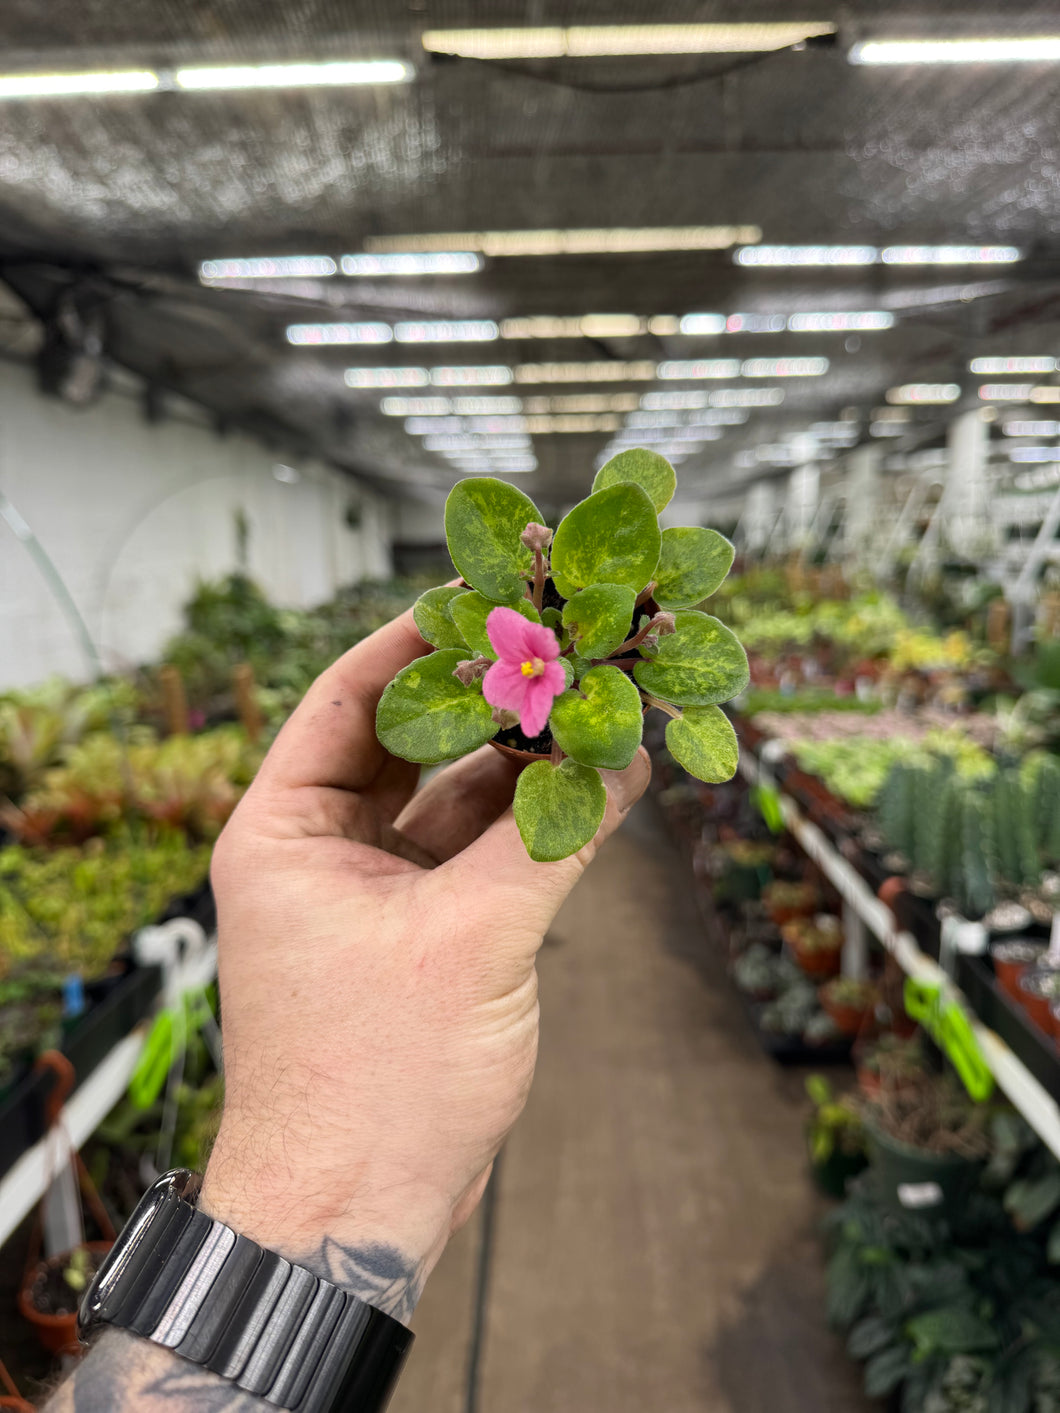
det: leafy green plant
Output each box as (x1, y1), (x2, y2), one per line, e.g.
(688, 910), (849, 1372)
(376, 453), (747, 860)
(806, 1074), (868, 1165)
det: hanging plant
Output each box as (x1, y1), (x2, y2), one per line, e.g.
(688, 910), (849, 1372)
(376, 450), (748, 861)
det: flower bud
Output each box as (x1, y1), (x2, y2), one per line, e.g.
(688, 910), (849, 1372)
(652, 611), (677, 637)
(520, 522), (554, 553)
(452, 657), (490, 686)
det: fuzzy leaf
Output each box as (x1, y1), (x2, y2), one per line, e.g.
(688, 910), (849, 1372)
(561, 584), (636, 659)
(653, 527), (735, 610)
(413, 586), (467, 649)
(376, 649), (497, 765)
(665, 705), (739, 783)
(863, 1345), (911, 1398)
(592, 447), (676, 513)
(551, 483), (661, 594)
(444, 478), (543, 603)
(905, 1307), (999, 1356)
(514, 758), (607, 862)
(551, 570), (579, 600)
(847, 1315), (895, 1361)
(634, 610), (749, 706)
(549, 665), (643, 770)
(450, 591), (541, 659)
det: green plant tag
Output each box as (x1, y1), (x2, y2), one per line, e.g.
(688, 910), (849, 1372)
(450, 591), (540, 659)
(665, 705), (739, 783)
(592, 447), (676, 513)
(653, 527), (735, 610)
(129, 1009), (176, 1109)
(752, 783), (785, 834)
(413, 586), (467, 649)
(514, 758), (607, 861)
(633, 610), (749, 706)
(550, 665), (643, 769)
(376, 649), (498, 764)
(902, 978), (994, 1102)
(444, 478), (543, 603)
(551, 483), (661, 594)
(561, 583), (636, 659)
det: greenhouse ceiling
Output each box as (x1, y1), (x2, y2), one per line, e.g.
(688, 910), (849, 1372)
(2, 0), (1060, 506)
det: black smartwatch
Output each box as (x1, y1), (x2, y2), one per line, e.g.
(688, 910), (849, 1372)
(78, 1169), (413, 1412)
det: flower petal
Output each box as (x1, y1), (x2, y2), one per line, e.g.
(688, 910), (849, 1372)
(540, 660), (567, 695)
(520, 677), (557, 740)
(482, 659), (530, 712)
(486, 607), (537, 664)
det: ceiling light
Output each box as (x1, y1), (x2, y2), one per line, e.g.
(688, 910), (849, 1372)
(406, 415), (528, 435)
(365, 227), (761, 256)
(396, 320), (498, 343)
(340, 252), (482, 275)
(870, 421), (908, 438)
(381, 397), (453, 416)
(1003, 421), (1059, 437)
(726, 314), (786, 333)
(735, 245), (878, 266)
(453, 396), (524, 415)
(423, 435), (530, 451)
(1009, 446), (1060, 462)
(429, 366), (513, 385)
(0, 70), (159, 98)
(850, 38), (1060, 65)
(648, 316), (681, 336)
(422, 24), (836, 59)
(741, 357), (829, 377)
(202, 256), (337, 280)
(522, 393), (640, 413)
(887, 383), (961, 404)
(524, 414), (624, 433)
(679, 314), (728, 335)
(882, 245), (1021, 265)
(1032, 387), (1060, 403)
(971, 356), (1056, 374)
(712, 388), (786, 407)
(344, 368), (429, 388)
(658, 360), (742, 380)
(289, 322), (392, 345)
(786, 311), (894, 331)
(499, 314), (646, 339)
(978, 383), (1035, 402)
(514, 361), (657, 383)
(174, 60), (412, 90)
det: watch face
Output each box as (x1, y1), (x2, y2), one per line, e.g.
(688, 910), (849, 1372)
(77, 1169), (198, 1340)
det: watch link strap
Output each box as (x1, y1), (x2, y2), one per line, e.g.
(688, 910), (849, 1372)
(80, 1172), (413, 1413)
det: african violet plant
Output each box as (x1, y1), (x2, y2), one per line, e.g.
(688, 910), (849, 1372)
(376, 449), (748, 861)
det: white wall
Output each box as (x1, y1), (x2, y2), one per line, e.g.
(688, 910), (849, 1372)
(0, 361), (395, 689)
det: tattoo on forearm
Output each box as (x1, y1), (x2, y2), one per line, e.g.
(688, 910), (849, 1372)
(43, 1237), (424, 1411)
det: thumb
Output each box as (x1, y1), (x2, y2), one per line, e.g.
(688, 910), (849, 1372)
(439, 748), (651, 934)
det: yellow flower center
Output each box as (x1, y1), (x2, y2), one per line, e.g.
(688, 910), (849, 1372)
(520, 657), (546, 678)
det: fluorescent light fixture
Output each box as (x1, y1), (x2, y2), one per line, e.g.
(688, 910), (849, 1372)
(423, 435), (530, 451)
(406, 415), (529, 435)
(515, 361), (657, 383)
(740, 357), (829, 377)
(289, 322), (393, 346)
(1033, 387), (1060, 403)
(340, 252), (482, 275)
(870, 421), (908, 438)
(735, 244), (877, 266)
(499, 314), (645, 339)
(786, 311), (894, 331)
(202, 256), (337, 280)
(422, 24), (836, 59)
(365, 227), (761, 256)
(882, 245), (1021, 265)
(524, 414), (623, 434)
(978, 383), (1035, 402)
(658, 360), (742, 380)
(971, 356), (1056, 374)
(382, 397), (453, 416)
(1009, 446), (1060, 462)
(628, 409), (748, 428)
(175, 60), (412, 90)
(272, 464), (301, 483)
(429, 366), (513, 385)
(712, 388), (786, 407)
(1003, 420), (1059, 437)
(726, 313), (787, 333)
(344, 368), (429, 388)
(850, 37), (1060, 65)
(648, 316), (681, 336)
(522, 393), (641, 414)
(395, 320), (498, 343)
(0, 70), (159, 98)
(679, 314), (728, 335)
(887, 383), (961, 404)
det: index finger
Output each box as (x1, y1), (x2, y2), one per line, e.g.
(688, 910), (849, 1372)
(256, 606), (431, 794)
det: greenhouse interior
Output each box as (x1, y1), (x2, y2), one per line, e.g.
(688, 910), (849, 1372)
(7, 4), (1060, 1412)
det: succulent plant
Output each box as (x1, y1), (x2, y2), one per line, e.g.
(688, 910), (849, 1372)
(376, 452), (747, 861)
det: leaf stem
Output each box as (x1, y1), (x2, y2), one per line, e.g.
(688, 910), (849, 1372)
(532, 550), (546, 615)
(635, 581), (657, 608)
(605, 617), (658, 659)
(640, 692), (681, 720)
(550, 737), (564, 766)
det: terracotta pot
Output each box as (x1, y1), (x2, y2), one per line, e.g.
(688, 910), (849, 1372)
(877, 876), (907, 910)
(19, 1241), (112, 1357)
(792, 938), (842, 980)
(1017, 968), (1060, 1034)
(488, 738), (547, 766)
(822, 996), (872, 1037)
(1051, 1001), (1060, 1046)
(992, 939), (1046, 1001)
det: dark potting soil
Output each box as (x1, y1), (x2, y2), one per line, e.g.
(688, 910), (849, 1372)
(26, 1249), (105, 1318)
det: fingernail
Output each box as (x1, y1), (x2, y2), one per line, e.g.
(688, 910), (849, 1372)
(603, 748), (651, 813)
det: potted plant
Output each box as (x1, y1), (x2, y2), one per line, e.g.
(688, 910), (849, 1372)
(820, 977), (879, 1037)
(761, 878), (819, 926)
(805, 1075), (869, 1197)
(990, 937), (1046, 1000)
(19, 1240), (112, 1356)
(1017, 964), (1060, 1033)
(783, 913), (843, 979)
(854, 1032), (925, 1101)
(375, 451), (747, 860)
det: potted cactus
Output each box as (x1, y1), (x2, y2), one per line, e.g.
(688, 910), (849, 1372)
(376, 451), (747, 861)
(783, 913), (843, 979)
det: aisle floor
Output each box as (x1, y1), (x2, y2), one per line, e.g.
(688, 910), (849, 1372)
(391, 799), (876, 1413)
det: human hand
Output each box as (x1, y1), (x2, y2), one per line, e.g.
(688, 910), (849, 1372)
(199, 607), (650, 1317)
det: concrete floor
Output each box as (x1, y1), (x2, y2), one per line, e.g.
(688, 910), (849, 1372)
(391, 800), (876, 1413)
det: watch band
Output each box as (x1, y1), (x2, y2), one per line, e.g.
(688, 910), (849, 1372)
(78, 1170), (413, 1413)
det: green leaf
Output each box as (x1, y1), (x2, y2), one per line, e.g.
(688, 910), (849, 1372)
(863, 1344), (911, 1398)
(592, 447), (676, 513)
(665, 705), (739, 783)
(1004, 1171), (1060, 1229)
(376, 649), (497, 765)
(413, 586), (468, 649)
(513, 759), (607, 862)
(847, 1315), (896, 1361)
(653, 527), (735, 610)
(450, 591), (541, 659)
(634, 610), (749, 706)
(561, 584), (636, 659)
(444, 478), (543, 603)
(905, 1307), (999, 1357)
(551, 483), (661, 594)
(549, 665), (643, 770)
(1048, 1216), (1060, 1264)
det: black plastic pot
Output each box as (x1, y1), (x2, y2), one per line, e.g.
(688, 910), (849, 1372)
(867, 1122), (983, 1218)
(0, 1065), (49, 1180)
(808, 1144), (869, 1200)
(956, 953), (1060, 1098)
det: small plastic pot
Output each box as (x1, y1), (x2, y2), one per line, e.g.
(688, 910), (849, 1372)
(791, 937), (842, 980)
(992, 939), (1047, 1000)
(1017, 967), (1060, 1034)
(18, 1241), (111, 1357)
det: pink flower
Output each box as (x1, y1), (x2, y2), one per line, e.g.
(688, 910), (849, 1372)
(482, 607), (566, 740)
